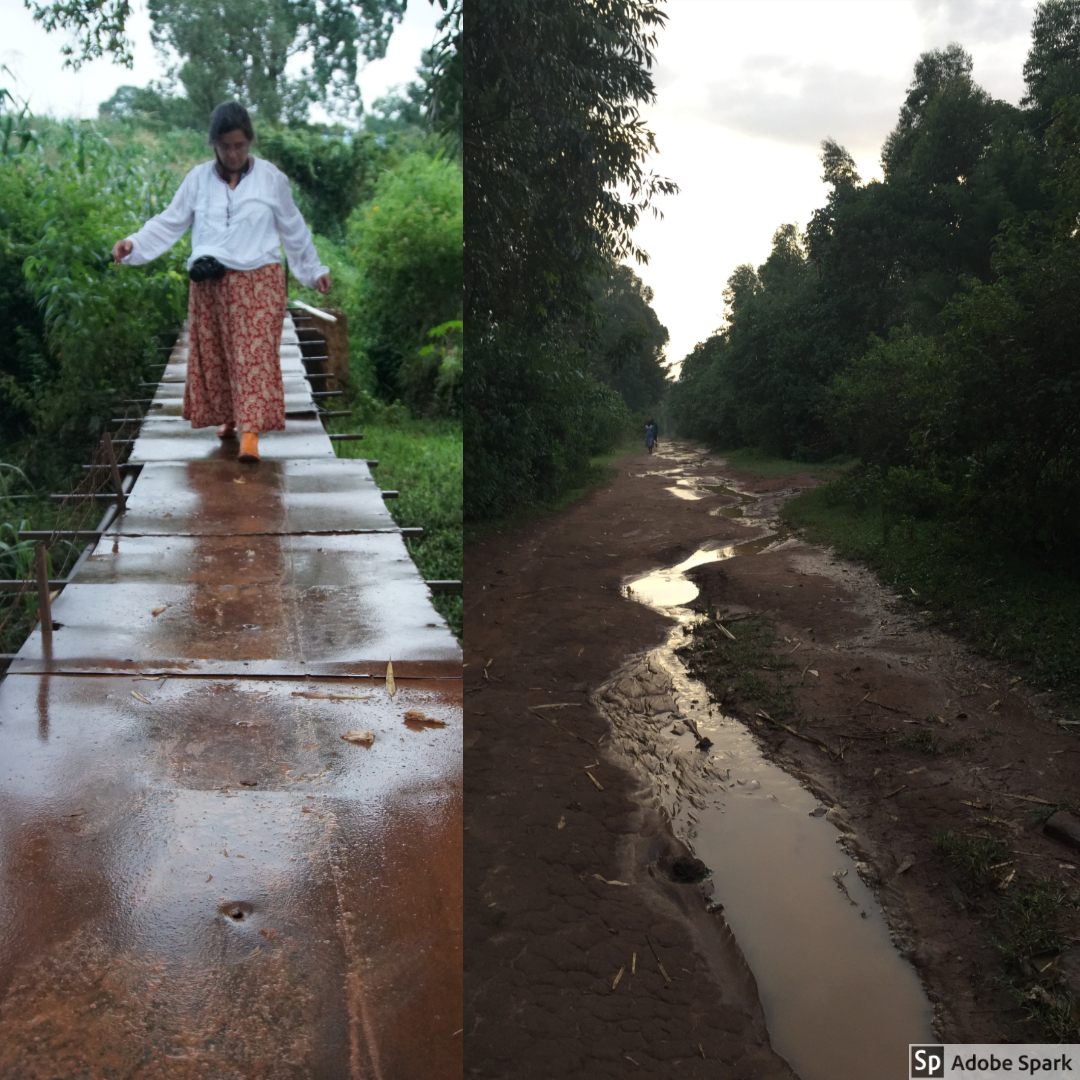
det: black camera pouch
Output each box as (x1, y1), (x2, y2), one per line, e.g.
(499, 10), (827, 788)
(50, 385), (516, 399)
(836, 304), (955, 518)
(189, 256), (228, 283)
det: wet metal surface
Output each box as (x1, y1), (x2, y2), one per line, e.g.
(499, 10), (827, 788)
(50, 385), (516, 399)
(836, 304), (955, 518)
(13, 537), (459, 667)
(1, 316), (462, 1078)
(0, 675), (461, 1079)
(130, 418), (336, 463)
(107, 460), (394, 536)
(599, 447), (933, 1080)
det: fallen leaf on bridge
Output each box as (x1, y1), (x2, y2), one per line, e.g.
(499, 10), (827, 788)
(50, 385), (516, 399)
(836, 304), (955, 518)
(403, 709), (447, 731)
(341, 729), (375, 747)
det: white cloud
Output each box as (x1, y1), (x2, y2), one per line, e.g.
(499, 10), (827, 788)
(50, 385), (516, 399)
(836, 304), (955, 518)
(700, 57), (901, 153)
(913, 0), (1033, 44)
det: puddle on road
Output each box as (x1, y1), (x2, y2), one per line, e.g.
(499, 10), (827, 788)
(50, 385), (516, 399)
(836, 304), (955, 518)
(601, 450), (934, 1080)
(665, 485), (704, 500)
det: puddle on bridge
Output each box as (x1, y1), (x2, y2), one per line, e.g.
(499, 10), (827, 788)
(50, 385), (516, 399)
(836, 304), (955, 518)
(600, 456), (935, 1080)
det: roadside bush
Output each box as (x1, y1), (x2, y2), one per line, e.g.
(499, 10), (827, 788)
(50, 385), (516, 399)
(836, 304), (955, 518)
(0, 120), (188, 487)
(827, 329), (943, 467)
(258, 127), (376, 242)
(466, 325), (631, 521)
(344, 152), (462, 402)
(399, 320), (462, 416)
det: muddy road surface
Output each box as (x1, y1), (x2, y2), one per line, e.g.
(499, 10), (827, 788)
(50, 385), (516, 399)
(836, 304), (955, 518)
(465, 442), (1080, 1079)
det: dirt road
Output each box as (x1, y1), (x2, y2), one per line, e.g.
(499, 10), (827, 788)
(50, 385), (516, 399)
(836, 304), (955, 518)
(465, 442), (1080, 1079)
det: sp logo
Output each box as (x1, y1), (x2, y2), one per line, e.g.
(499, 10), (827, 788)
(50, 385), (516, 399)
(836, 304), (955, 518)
(911, 1046), (945, 1078)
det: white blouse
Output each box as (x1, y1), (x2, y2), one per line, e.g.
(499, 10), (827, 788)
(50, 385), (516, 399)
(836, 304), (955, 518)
(122, 157), (329, 288)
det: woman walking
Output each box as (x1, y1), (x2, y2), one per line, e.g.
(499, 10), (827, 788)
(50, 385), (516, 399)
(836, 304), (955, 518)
(112, 102), (330, 463)
(645, 418), (658, 455)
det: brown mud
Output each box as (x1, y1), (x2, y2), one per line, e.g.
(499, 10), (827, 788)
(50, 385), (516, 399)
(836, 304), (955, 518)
(464, 442), (1080, 1078)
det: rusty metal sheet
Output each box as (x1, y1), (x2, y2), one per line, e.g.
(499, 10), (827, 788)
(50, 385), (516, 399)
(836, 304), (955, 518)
(129, 418), (335, 463)
(11, 534), (460, 669)
(101, 460), (392, 537)
(0, 673), (462, 1079)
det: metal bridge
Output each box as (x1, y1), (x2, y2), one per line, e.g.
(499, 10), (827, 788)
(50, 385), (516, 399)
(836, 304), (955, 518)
(0, 315), (463, 1078)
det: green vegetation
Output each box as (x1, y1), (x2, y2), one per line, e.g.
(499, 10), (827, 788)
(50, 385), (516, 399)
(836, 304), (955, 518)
(717, 448), (854, 481)
(31, 0), (407, 124)
(336, 153), (462, 405)
(0, 120), (190, 490)
(585, 266), (671, 415)
(936, 829), (1079, 1039)
(669, 4), (1080, 705)
(677, 614), (797, 725)
(465, 0), (676, 522)
(936, 830), (1011, 888)
(896, 729), (941, 755)
(782, 484), (1080, 710)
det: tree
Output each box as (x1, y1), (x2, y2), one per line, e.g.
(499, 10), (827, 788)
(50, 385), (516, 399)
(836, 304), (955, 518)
(586, 265), (670, 414)
(145, 0), (405, 125)
(465, 0), (676, 328)
(668, 20), (1080, 559)
(425, 0), (461, 152)
(1023, 0), (1080, 131)
(820, 138), (860, 190)
(257, 127), (376, 241)
(27, 0), (408, 125)
(465, 0), (676, 521)
(882, 44), (989, 181)
(98, 82), (200, 129)
(23, 0), (136, 69)
(364, 80), (427, 134)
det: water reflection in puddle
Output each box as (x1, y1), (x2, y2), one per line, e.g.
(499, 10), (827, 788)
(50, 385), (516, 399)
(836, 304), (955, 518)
(665, 485), (704, 500)
(625, 540), (772, 608)
(603, 467), (935, 1080)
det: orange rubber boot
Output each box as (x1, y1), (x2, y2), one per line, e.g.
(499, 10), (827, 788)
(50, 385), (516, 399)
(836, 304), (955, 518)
(238, 432), (259, 462)
(217, 422), (237, 439)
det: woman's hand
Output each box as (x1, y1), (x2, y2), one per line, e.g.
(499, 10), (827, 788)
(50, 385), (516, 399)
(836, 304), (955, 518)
(314, 274), (331, 295)
(112, 239), (133, 265)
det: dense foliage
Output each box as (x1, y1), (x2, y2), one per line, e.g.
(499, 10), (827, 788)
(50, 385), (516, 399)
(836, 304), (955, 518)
(0, 120), (189, 487)
(670, 0), (1080, 558)
(258, 126), (378, 241)
(341, 152), (462, 407)
(584, 265), (670, 415)
(465, 0), (675, 521)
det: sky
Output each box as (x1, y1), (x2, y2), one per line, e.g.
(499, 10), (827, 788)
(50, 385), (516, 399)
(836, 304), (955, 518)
(0, 0), (443, 121)
(632, 0), (1042, 371)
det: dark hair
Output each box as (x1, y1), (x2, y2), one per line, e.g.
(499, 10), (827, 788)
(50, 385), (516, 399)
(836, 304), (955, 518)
(208, 102), (254, 144)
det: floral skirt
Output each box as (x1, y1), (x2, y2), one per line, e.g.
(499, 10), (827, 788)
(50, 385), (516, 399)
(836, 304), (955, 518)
(183, 262), (286, 433)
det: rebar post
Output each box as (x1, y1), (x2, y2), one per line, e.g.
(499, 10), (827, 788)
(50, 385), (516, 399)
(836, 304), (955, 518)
(102, 432), (128, 515)
(35, 543), (52, 652)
